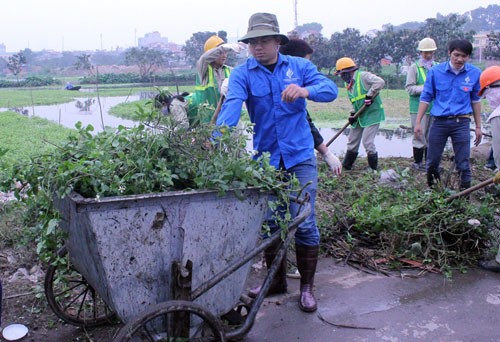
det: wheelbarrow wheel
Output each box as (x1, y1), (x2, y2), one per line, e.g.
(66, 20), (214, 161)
(114, 300), (226, 342)
(44, 246), (116, 327)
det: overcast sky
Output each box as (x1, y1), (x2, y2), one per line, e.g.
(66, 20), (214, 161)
(0, 0), (495, 52)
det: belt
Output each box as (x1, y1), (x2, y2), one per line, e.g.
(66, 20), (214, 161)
(433, 114), (471, 120)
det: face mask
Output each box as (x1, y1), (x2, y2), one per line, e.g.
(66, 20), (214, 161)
(341, 72), (352, 84)
(484, 87), (500, 108)
(419, 57), (434, 70)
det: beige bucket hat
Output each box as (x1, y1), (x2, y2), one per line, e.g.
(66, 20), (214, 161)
(239, 12), (289, 45)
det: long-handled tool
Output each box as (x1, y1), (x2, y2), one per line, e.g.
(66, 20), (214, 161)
(326, 93), (378, 147)
(326, 104), (366, 147)
(210, 94), (225, 125)
(445, 171), (500, 202)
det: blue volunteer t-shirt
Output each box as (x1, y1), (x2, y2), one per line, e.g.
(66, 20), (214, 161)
(216, 53), (338, 169)
(420, 61), (481, 117)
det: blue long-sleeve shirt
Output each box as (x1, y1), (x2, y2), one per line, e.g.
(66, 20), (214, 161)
(420, 61), (481, 117)
(216, 53), (338, 169)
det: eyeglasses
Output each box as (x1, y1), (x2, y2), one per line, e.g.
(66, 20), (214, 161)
(247, 37), (276, 47)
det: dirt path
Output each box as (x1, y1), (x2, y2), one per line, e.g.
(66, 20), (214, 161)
(1, 245), (118, 341)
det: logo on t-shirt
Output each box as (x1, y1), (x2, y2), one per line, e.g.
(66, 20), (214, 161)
(284, 68), (300, 84)
(461, 76), (473, 92)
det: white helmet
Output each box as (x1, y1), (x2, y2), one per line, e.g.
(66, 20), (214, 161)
(418, 38), (437, 52)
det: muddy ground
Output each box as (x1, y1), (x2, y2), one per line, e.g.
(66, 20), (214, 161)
(0, 151), (498, 341)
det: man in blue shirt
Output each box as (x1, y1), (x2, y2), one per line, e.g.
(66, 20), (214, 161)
(216, 12), (338, 312)
(415, 39), (482, 190)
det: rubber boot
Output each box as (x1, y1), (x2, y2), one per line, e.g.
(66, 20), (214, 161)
(412, 148), (426, 170)
(485, 149), (495, 170)
(367, 152), (378, 171)
(342, 150), (358, 170)
(413, 147), (424, 164)
(248, 241), (287, 298)
(427, 170), (440, 188)
(296, 244), (319, 313)
(459, 181), (471, 200)
(460, 182), (471, 191)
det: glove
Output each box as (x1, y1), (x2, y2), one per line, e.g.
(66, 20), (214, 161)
(364, 95), (373, 107)
(348, 116), (357, 125)
(323, 150), (342, 176)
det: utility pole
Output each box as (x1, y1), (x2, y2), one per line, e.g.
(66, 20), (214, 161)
(293, 0), (298, 29)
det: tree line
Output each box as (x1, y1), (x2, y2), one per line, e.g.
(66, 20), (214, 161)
(302, 14), (498, 75)
(2, 13), (499, 88)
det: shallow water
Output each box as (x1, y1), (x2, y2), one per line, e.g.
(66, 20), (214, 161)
(320, 127), (414, 158)
(1, 95), (492, 158)
(3, 95), (139, 133)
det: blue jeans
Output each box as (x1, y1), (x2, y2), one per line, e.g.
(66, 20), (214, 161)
(427, 117), (471, 186)
(265, 157), (319, 246)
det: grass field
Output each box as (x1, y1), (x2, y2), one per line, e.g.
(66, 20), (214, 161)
(0, 85), (195, 108)
(0, 111), (74, 165)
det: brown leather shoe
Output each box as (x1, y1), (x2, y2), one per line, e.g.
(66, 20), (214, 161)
(299, 284), (317, 312)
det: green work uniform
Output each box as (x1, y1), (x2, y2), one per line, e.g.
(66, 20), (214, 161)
(348, 70), (385, 128)
(409, 61), (435, 114)
(186, 64), (231, 126)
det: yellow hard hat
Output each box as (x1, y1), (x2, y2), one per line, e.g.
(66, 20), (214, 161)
(204, 35), (224, 52)
(418, 38), (437, 52)
(335, 57), (358, 74)
(479, 65), (500, 96)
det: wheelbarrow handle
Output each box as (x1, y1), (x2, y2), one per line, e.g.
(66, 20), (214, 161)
(225, 197), (311, 340)
(288, 194), (311, 229)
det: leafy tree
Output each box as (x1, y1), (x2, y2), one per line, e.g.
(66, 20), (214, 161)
(306, 34), (334, 75)
(182, 30), (227, 68)
(328, 28), (371, 72)
(368, 26), (417, 75)
(182, 31), (217, 68)
(74, 53), (94, 75)
(296, 22), (323, 37)
(417, 14), (475, 61)
(7, 52), (27, 85)
(19, 48), (33, 69)
(217, 30), (228, 44)
(125, 47), (166, 80)
(484, 31), (500, 60)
